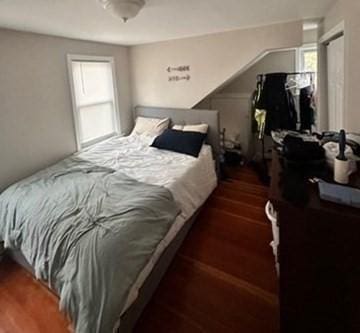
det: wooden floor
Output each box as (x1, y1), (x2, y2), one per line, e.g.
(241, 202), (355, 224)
(0, 166), (279, 333)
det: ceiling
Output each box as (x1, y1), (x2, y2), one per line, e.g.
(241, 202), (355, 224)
(0, 0), (335, 45)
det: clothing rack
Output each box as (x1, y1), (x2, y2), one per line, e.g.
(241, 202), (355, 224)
(252, 71), (317, 184)
(256, 71), (316, 82)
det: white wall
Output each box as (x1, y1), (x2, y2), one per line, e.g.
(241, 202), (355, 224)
(321, 0), (360, 133)
(303, 28), (319, 44)
(197, 93), (252, 154)
(0, 28), (132, 191)
(220, 50), (296, 94)
(130, 21), (303, 109)
(323, 1), (344, 33)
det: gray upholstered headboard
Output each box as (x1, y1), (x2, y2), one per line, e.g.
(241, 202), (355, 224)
(135, 106), (220, 163)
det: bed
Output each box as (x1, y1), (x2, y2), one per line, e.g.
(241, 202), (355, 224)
(0, 106), (220, 333)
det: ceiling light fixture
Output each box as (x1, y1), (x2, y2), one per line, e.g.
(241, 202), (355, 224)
(98, 0), (145, 22)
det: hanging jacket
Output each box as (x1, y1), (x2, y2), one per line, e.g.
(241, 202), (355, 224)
(300, 85), (315, 131)
(256, 73), (297, 135)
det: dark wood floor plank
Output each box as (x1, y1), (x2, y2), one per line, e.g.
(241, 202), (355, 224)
(179, 226), (277, 294)
(206, 196), (267, 222)
(213, 187), (268, 208)
(150, 256), (278, 333)
(135, 299), (205, 333)
(220, 179), (269, 197)
(224, 168), (264, 186)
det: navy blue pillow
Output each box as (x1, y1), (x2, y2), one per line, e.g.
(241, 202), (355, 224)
(151, 129), (207, 157)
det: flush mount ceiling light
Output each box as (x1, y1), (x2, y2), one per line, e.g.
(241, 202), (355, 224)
(98, 0), (145, 22)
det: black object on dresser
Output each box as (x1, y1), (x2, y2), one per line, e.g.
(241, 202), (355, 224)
(269, 149), (360, 333)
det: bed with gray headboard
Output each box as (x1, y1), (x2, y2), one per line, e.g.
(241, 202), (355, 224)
(3, 106), (220, 333)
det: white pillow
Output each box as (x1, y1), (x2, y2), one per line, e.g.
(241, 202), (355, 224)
(132, 117), (170, 137)
(172, 123), (209, 134)
(172, 125), (184, 131)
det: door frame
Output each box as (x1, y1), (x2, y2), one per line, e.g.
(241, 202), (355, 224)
(317, 21), (345, 132)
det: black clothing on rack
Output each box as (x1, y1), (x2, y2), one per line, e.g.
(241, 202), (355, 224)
(251, 71), (316, 186)
(256, 73), (297, 135)
(300, 86), (315, 131)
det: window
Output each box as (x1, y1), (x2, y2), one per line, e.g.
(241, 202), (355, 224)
(297, 44), (318, 86)
(299, 47), (318, 73)
(68, 55), (120, 149)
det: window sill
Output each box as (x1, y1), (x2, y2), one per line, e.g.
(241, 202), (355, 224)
(80, 132), (121, 151)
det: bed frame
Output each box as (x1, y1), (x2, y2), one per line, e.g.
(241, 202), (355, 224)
(7, 106), (220, 333)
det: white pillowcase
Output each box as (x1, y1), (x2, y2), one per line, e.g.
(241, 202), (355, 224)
(172, 125), (184, 131)
(172, 123), (209, 134)
(132, 117), (170, 137)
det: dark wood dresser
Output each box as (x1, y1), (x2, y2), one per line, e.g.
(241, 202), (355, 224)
(269, 150), (360, 333)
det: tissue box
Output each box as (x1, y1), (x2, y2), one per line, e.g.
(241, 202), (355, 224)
(318, 181), (360, 208)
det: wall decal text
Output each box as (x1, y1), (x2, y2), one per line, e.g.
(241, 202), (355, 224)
(168, 75), (191, 82)
(167, 65), (191, 82)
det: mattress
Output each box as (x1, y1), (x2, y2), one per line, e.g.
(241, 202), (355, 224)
(77, 134), (218, 317)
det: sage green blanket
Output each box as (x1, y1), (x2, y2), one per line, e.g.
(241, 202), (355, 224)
(0, 157), (179, 332)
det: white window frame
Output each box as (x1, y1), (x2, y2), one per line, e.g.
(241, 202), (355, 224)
(67, 54), (121, 151)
